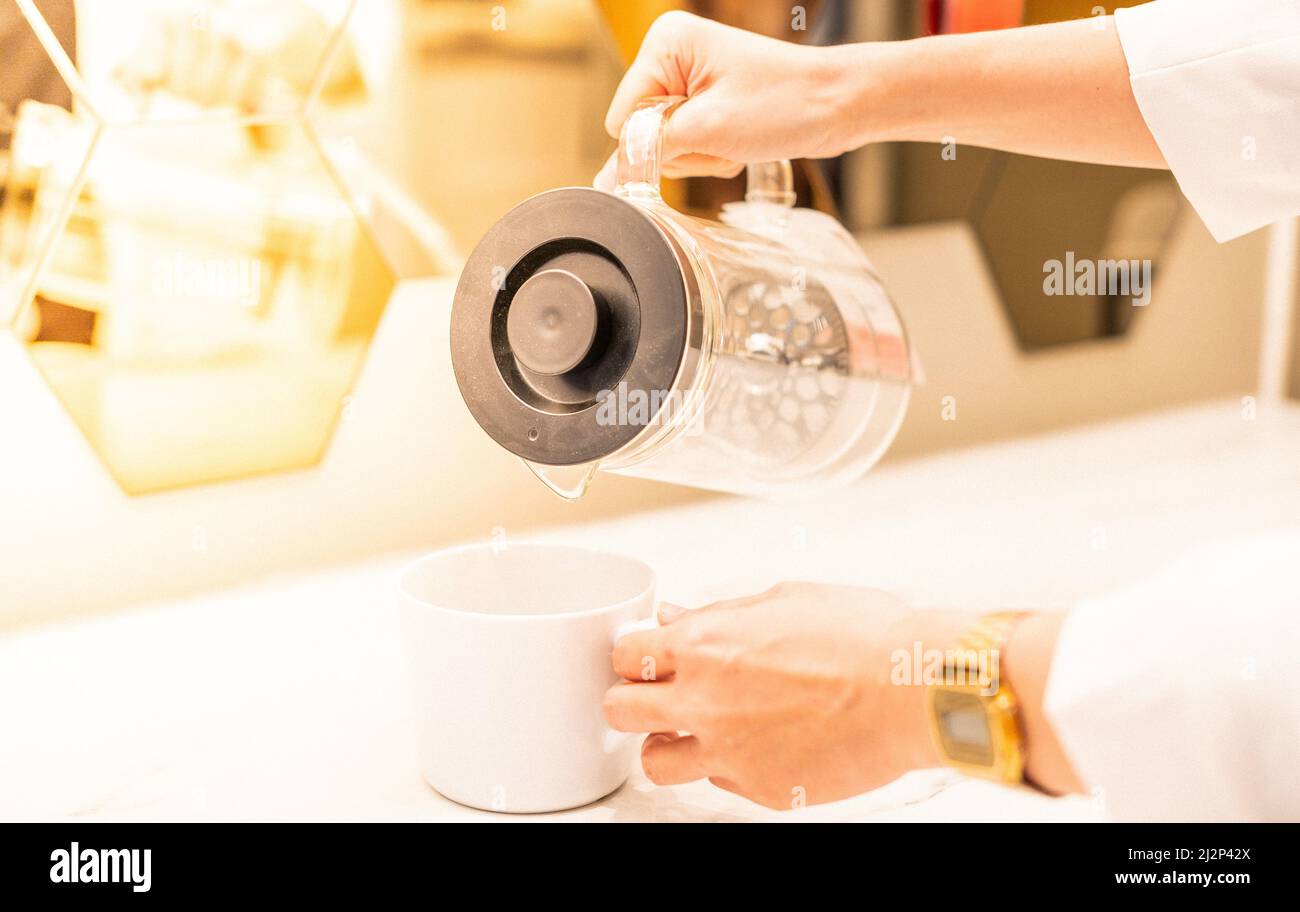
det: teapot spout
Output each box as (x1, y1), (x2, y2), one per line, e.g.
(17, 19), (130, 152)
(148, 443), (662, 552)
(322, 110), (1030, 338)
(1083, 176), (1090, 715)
(522, 459), (600, 501)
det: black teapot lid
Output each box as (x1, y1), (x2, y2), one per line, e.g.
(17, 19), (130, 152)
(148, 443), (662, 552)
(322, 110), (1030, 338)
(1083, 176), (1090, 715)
(450, 187), (691, 466)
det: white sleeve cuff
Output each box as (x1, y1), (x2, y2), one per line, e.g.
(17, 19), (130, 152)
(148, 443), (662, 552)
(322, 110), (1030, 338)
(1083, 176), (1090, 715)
(1114, 0), (1300, 241)
(1043, 527), (1300, 821)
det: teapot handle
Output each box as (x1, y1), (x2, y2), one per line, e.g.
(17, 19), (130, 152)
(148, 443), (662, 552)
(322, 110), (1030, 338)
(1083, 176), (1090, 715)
(614, 96), (795, 207)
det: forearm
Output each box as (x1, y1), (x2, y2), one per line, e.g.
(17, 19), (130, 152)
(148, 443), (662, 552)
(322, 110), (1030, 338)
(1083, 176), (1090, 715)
(832, 16), (1166, 169)
(1002, 612), (1084, 795)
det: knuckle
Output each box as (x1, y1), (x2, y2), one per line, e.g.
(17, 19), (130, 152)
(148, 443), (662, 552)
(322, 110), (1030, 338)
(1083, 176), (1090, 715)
(600, 691), (621, 723)
(649, 9), (696, 39)
(642, 758), (669, 785)
(691, 109), (729, 145)
(610, 638), (626, 659)
(677, 619), (709, 651)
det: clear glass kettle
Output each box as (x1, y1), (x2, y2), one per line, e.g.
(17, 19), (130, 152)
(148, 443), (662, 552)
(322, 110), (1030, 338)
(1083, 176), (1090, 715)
(451, 97), (915, 499)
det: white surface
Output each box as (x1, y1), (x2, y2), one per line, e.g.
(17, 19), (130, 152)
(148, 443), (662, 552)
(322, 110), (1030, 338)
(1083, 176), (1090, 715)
(3, 398), (1298, 822)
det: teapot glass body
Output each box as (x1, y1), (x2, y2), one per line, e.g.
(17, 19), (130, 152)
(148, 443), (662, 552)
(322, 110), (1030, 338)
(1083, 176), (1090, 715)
(450, 98), (914, 500)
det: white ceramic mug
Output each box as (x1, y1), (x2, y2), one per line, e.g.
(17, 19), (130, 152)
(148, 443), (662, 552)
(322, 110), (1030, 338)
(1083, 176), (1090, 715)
(399, 542), (656, 813)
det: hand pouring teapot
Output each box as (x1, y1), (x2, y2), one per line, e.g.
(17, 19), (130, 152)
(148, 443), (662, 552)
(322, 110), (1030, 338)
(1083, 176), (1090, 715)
(451, 97), (915, 499)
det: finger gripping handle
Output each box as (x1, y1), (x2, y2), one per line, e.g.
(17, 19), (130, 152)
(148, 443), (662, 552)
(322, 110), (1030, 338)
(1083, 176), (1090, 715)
(614, 96), (795, 207)
(615, 96), (684, 198)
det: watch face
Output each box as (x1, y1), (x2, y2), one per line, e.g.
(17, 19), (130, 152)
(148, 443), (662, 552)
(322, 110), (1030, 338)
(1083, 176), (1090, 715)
(933, 690), (995, 767)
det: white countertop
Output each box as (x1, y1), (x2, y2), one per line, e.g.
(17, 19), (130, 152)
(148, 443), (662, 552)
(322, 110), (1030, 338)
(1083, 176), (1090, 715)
(4, 398), (1298, 822)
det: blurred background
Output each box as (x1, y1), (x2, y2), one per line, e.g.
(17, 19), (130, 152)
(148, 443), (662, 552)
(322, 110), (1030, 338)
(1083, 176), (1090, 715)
(1, 0), (1295, 623)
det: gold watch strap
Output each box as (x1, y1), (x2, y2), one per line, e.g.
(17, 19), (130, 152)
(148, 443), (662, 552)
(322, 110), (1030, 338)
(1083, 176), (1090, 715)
(956, 612), (1028, 662)
(932, 611), (1031, 786)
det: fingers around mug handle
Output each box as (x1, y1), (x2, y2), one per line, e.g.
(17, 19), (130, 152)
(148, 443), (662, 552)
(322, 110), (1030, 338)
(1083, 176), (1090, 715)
(612, 609), (682, 682)
(604, 612), (666, 754)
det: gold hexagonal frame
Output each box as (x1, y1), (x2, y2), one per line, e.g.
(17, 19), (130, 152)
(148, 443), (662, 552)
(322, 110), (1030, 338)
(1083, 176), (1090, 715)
(1, 0), (422, 494)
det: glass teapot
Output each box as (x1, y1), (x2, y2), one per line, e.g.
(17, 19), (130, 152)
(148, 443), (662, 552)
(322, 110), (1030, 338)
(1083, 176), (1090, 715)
(451, 97), (915, 500)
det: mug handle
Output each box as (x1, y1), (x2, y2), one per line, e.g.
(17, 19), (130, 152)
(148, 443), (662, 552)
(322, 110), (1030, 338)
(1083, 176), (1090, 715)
(614, 96), (796, 208)
(602, 613), (664, 754)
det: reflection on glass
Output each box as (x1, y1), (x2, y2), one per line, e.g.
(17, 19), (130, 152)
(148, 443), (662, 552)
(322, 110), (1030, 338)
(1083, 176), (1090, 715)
(1, 0), (401, 494)
(49, 0), (362, 123)
(0, 0), (90, 327)
(0, 99), (96, 328)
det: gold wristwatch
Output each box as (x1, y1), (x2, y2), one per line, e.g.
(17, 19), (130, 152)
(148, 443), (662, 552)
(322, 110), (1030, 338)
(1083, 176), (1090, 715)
(927, 612), (1029, 786)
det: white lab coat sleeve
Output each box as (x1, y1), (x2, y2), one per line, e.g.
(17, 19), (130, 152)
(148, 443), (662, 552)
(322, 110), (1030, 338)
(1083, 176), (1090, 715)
(1043, 527), (1300, 821)
(1113, 0), (1300, 242)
